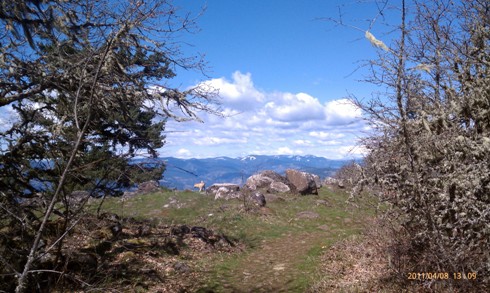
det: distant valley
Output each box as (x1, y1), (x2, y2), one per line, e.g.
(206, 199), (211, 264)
(145, 155), (357, 190)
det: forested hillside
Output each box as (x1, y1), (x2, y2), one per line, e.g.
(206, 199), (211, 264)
(157, 155), (352, 189)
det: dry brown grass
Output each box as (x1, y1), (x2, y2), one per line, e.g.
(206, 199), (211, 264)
(309, 216), (486, 293)
(309, 217), (395, 292)
(30, 212), (244, 293)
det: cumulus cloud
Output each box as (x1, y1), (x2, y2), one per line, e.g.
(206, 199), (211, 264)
(324, 99), (362, 125)
(265, 92), (325, 122)
(277, 147), (293, 155)
(201, 71), (264, 111)
(162, 71), (366, 159)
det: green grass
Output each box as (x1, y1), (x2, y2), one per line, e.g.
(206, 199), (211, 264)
(90, 187), (375, 291)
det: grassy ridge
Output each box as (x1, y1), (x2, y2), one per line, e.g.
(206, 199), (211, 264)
(91, 187), (374, 291)
(93, 187), (370, 245)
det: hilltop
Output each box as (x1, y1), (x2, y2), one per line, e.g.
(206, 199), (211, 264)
(80, 185), (374, 292)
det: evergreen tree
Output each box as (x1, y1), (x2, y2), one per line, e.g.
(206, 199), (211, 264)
(0, 1), (219, 291)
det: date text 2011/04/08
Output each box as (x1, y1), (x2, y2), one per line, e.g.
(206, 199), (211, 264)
(407, 272), (477, 280)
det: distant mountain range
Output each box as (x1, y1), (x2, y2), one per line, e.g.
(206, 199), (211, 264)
(143, 155), (357, 190)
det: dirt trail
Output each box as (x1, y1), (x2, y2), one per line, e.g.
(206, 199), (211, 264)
(218, 230), (332, 293)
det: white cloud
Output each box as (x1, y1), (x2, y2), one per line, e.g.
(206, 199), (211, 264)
(309, 131), (345, 139)
(276, 147), (294, 155)
(193, 136), (247, 146)
(324, 99), (362, 125)
(161, 71), (366, 159)
(265, 92), (324, 122)
(201, 71), (264, 111)
(0, 71), (367, 160)
(317, 140), (342, 146)
(293, 139), (313, 146)
(176, 148), (192, 158)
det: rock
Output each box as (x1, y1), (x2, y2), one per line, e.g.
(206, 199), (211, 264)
(215, 187), (241, 200)
(312, 174), (322, 188)
(207, 183), (240, 194)
(269, 181), (290, 193)
(137, 180), (159, 193)
(285, 169), (318, 195)
(245, 170), (293, 193)
(207, 183), (241, 200)
(249, 191), (266, 207)
(323, 177), (338, 185)
(246, 174), (273, 190)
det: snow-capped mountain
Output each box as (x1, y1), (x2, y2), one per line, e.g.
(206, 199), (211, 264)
(149, 155), (357, 190)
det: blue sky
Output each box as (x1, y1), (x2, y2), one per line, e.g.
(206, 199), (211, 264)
(0, 0), (400, 160)
(173, 0), (386, 98)
(162, 0), (399, 159)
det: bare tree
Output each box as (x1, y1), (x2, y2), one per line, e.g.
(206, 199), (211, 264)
(333, 0), (489, 290)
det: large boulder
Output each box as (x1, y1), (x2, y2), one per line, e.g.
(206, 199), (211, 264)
(137, 180), (159, 193)
(249, 191), (266, 207)
(245, 170), (293, 193)
(206, 183), (241, 200)
(246, 174), (272, 190)
(285, 169), (318, 195)
(269, 181), (290, 193)
(323, 177), (345, 189)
